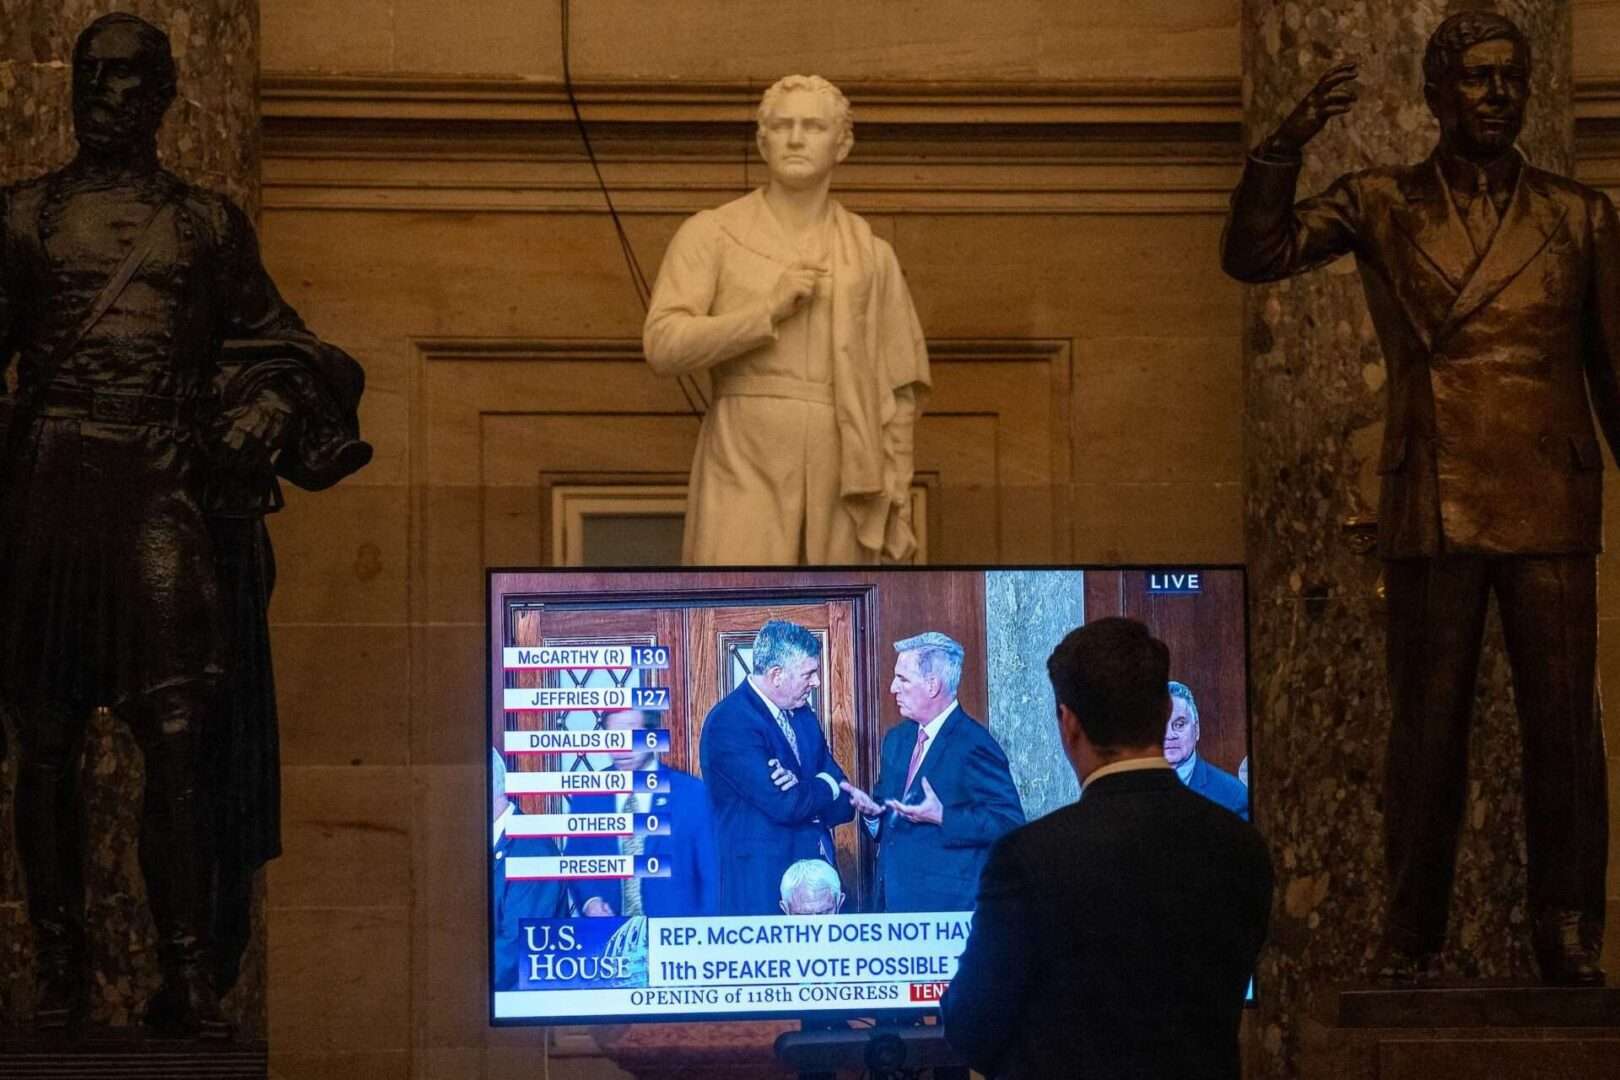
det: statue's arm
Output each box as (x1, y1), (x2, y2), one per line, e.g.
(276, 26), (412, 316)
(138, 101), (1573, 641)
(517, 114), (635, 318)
(1582, 192), (1620, 460)
(1221, 63), (1364, 283)
(1221, 155), (1363, 284)
(643, 214), (778, 376)
(211, 198), (367, 487)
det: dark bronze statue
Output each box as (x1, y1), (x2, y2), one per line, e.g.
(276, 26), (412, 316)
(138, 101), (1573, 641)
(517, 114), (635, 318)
(1223, 12), (1610, 985)
(0, 14), (370, 1033)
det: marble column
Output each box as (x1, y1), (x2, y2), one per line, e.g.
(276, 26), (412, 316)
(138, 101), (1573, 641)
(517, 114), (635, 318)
(984, 570), (1084, 821)
(0, 0), (263, 1032)
(1238, 2), (1572, 1076)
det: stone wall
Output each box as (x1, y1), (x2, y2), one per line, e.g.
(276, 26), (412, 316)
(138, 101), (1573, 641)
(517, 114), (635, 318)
(67, 1), (1617, 1076)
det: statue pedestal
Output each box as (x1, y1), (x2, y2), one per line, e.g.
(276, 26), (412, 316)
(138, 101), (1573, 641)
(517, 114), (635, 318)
(0, 1028), (267, 1079)
(1301, 986), (1620, 1079)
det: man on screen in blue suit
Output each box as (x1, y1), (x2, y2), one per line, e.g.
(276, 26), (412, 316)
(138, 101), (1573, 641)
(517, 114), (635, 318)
(842, 632), (1024, 912)
(1164, 681), (1249, 821)
(572, 709), (720, 918)
(491, 751), (567, 991)
(699, 620), (855, 915)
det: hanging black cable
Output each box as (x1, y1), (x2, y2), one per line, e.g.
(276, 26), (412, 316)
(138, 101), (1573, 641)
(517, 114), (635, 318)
(559, 0), (708, 413)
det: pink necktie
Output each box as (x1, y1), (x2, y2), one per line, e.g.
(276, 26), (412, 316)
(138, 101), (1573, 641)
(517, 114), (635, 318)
(904, 725), (930, 793)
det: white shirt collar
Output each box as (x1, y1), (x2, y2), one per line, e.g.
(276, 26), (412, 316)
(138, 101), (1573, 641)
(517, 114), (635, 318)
(492, 800), (514, 845)
(1082, 754), (1173, 796)
(748, 674), (789, 718)
(918, 700), (957, 741)
(1174, 751), (1198, 785)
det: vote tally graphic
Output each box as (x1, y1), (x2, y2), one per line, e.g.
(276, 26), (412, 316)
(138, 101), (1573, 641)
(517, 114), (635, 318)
(499, 642), (672, 885)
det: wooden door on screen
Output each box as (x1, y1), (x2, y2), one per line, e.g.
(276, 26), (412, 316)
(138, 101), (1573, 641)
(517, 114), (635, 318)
(505, 599), (863, 899)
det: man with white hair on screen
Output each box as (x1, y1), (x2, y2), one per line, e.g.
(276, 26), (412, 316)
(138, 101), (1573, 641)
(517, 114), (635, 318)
(643, 74), (930, 565)
(780, 858), (846, 915)
(1164, 681), (1249, 821)
(842, 632), (1024, 912)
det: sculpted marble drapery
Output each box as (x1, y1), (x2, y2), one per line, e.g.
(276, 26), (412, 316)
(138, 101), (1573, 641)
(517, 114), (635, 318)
(643, 75), (929, 566)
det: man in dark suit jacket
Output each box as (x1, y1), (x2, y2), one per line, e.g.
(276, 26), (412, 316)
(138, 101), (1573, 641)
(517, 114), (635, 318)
(1221, 11), (1612, 983)
(943, 618), (1272, 1080)
(842, 632), (1024, 912)
(1165, 681), (1248, 821)
(699, 620), (854, 915)
(491, 751), (567, 992)
(572, 709), (720, 918)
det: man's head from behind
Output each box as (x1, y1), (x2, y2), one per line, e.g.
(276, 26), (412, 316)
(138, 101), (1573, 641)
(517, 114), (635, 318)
(1046, 617), (1170, 781)
(779, 858), (845, 915)
(891, 631), (964, 725)
(752, 620), (822, 712)
(1163, 681), (1201, 767)
(72, 14), (177, 154)
(1422, 12), (1530, 160)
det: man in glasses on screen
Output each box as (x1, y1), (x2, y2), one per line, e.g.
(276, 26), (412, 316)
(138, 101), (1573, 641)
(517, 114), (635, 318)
(944, 618), (1272, 1080)
(1163, 681), (1249, 821)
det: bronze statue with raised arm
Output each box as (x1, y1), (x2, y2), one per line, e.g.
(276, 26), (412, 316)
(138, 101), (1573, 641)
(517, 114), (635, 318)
(1222, 12), (1611, 985)
(0, 14), (370, 1033)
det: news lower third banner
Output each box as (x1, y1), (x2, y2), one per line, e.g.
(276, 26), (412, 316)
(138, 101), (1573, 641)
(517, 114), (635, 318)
(493, 912), (971, 1018)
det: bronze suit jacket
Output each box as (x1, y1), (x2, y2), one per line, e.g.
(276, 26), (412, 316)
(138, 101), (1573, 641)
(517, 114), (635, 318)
(1222, 150), (1620, 557)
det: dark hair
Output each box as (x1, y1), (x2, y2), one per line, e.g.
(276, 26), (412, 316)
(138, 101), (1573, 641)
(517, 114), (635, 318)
(1046, 617), (1170, 750)
(606, 707), (659, 730)
(1422, 11), (1529, 88)
(74, 13), (178, 100)
(752, 619), (821, 674)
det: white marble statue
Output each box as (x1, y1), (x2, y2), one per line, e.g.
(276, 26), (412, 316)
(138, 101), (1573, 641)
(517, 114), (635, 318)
(643, 75), (930, 565)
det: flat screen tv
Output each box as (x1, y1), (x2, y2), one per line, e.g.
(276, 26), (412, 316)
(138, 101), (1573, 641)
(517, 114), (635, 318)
(487, 565), (1251, 1025)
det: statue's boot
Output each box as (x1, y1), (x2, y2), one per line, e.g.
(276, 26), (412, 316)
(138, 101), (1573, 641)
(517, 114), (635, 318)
(137, 715), (231, 1039)
(15, 702), (89, 1030)
(1534, 910), (1605, 987)
(1372, 938), (1440, 987)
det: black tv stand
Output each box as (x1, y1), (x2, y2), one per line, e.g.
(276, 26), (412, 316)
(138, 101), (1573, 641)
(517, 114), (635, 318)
(774, 1019), (968, 1080)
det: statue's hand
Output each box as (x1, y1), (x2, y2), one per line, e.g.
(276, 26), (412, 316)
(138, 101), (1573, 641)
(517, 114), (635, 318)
(1268, 62), (1359, 157)
(215, 388), (294, 472)
(768, 264), (819, 324)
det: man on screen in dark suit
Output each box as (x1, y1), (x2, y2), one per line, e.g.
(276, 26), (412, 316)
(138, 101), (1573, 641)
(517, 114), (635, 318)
(572, 709), (720, 918)
(1165, 681), (1249, 821)
(842, 632), (1024, 912)
(943, 618), (1273, 1080)
(699, 619), (854, 915)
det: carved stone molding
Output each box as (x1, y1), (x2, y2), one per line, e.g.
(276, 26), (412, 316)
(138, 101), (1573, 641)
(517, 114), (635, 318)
(262, 75), (1243, 216)
(259, 74), (1620, 215)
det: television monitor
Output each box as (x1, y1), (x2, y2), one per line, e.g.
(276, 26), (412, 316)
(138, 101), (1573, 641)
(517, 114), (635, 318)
(487, 565), (1251, 1025)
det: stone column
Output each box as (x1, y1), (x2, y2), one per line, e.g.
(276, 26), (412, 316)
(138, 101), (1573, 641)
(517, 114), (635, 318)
(0, 0), (263, 1032)
(1238, 2), (1572, 1075)
(985, 570), (1083, 820)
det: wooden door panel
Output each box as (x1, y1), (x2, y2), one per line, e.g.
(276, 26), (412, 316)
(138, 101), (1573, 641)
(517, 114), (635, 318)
(502, 589), (874, 905)
(505, 606), (687, 815)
